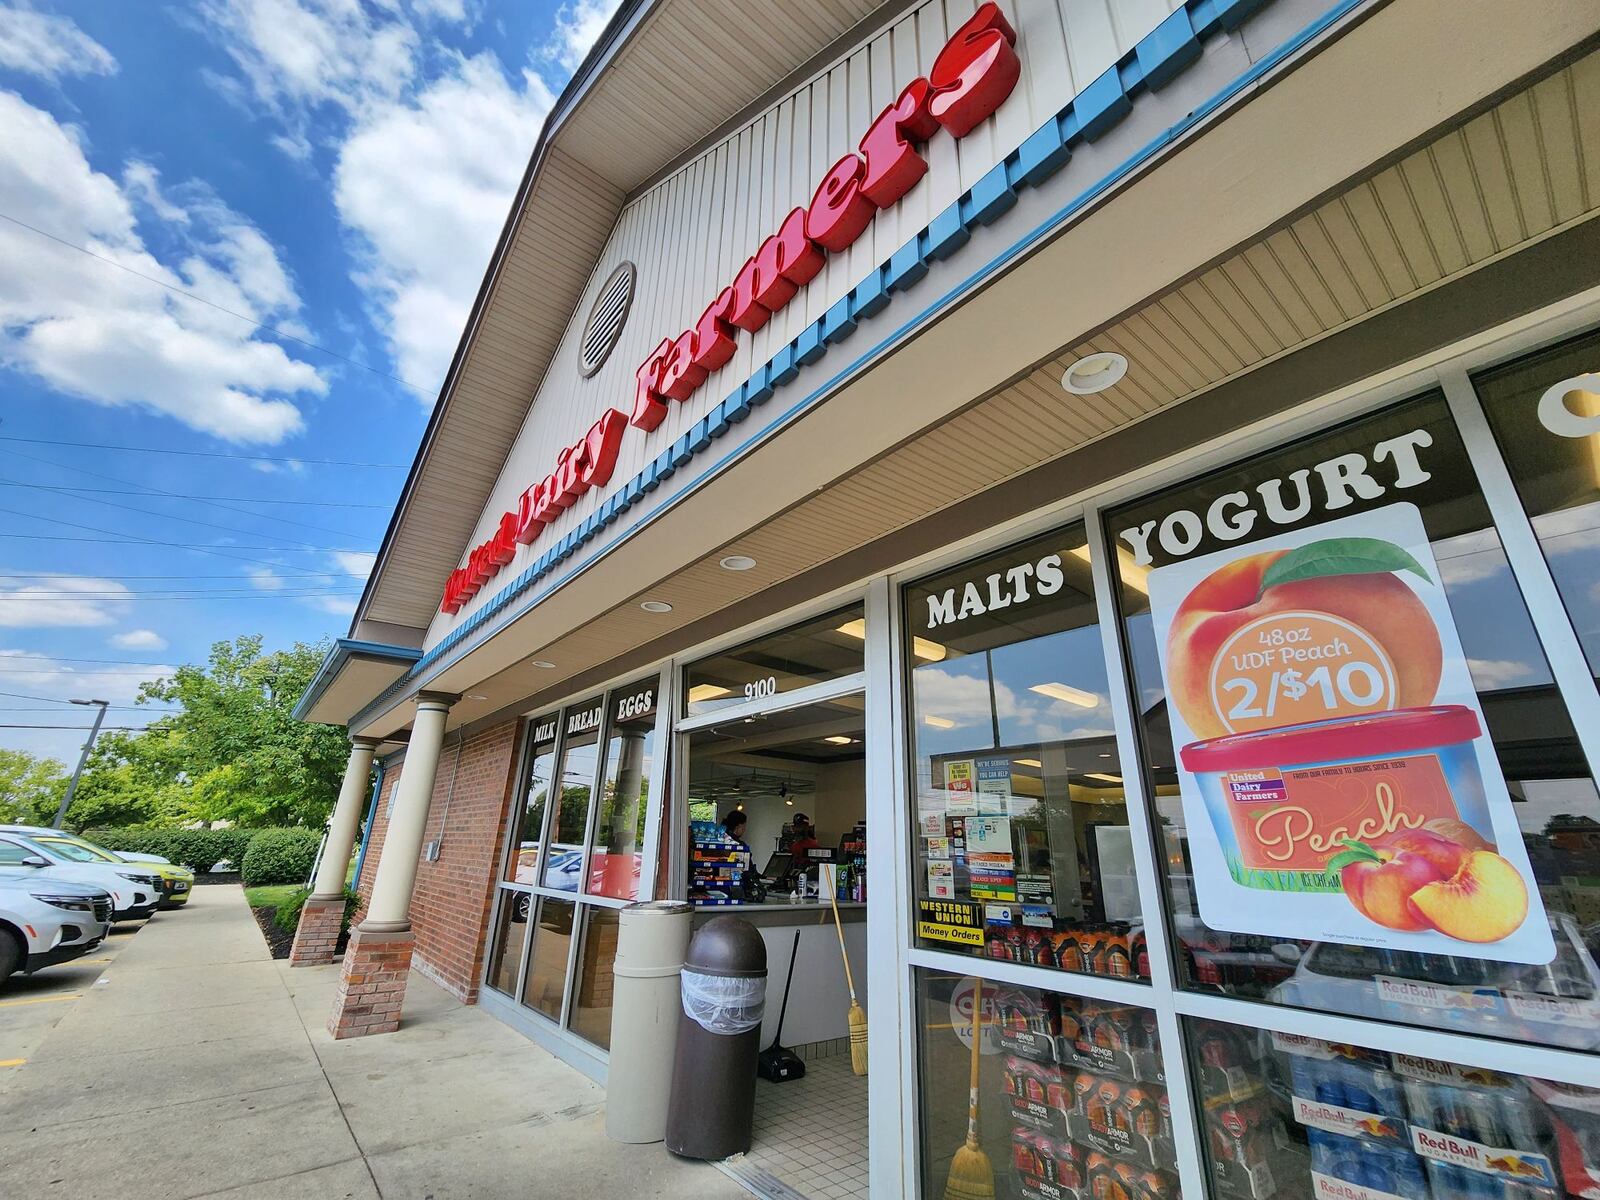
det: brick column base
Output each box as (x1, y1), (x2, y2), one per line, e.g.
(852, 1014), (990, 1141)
(328, 927), (414, 1039)
(288, 896), (345, 967)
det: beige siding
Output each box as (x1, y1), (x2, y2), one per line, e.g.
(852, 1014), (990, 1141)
(428, 0), (1184, 646)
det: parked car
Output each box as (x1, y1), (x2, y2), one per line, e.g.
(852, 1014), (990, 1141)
(0, 832), (160, 921)
(0, 870), (113, 984)
(0, 827), (194, 910)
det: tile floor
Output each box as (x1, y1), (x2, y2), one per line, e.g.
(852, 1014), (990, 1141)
(722, 1053), (870, 1200)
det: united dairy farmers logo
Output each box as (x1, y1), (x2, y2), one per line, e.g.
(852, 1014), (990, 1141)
(442, 4), (1024, 616)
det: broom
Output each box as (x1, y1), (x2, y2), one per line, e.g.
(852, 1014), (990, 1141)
(943, 976), (994, 1200)
(825, 872), (868, 1075)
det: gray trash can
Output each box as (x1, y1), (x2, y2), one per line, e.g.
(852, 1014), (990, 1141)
(664, 916), (767, 1160)
(606, 901), (694, 1144)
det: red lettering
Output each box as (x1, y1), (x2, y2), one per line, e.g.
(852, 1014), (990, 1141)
(578, 409), (627, 488)
(487, 512), (517, 565)
(927, 2), (1020, 138)
(631, 339), (672, 431)
(513, 484), (543, 544)
(690, 288), (737, 374)
(659, 329), (706, 401)
(805, 154), (875, 253)
(858, 79), (939, 208)
(729, 208), (826, 331)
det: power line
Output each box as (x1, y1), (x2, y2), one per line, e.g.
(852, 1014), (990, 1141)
(0, 572), (364, 580)
(0, 654), (174, 667)
(0, 533), (369, 551)
(0, 724), (155, 731)
(0, 482), (387, 508)
(0, 689), (78, 704)
(0, 706), (179, 713)
(0, 442), (377, 542)
(0, 591), (364, 602)
(0, 210), (435, 399)
(0, 504), (366, 579)
(0, 434), (407, 468)
(0, 476), (363, 547)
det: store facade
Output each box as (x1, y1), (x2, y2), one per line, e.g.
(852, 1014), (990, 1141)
(295, 0), (1600, 1195)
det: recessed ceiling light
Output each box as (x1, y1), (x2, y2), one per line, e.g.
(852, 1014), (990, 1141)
(719, 554), (757, 571)
(1068, 544), (1149, 595)
(923, 715), (955, 729)
(1029, 681), (1100, 708)
(529, 660), (556, 669)
(465, 694), (488, 701)
(1015, 758), (1042, 768)
(823, 736), (854, 745)
(1099, 753), (1113, 759)
(1084, 772), (1123, 784)
(836, 617), (946, 662)
(688, 684), (731, 703)
(1061, 351), (1128, 395)
(640, 600), (673, 613)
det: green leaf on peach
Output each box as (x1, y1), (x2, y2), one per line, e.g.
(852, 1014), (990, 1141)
(1260, 537), (1432, 594)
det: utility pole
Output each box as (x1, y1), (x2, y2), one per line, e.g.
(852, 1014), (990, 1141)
(54, 698), (109, 829)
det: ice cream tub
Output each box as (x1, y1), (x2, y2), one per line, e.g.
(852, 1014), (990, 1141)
(1180, 706), (1494, 892)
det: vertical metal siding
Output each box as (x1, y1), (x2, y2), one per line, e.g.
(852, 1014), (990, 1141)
(427, 0), (1183, 646)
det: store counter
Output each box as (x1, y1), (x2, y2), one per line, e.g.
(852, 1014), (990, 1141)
(690, 900), (867, 1047)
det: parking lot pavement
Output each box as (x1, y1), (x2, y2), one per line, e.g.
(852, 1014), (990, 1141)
(0, 917), (142, 1072)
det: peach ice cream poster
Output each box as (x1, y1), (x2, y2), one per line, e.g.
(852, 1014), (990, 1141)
(1146, 502), (1553, 964)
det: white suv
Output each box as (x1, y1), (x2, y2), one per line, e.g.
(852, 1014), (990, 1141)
(0, 870), (113, 984)
(0, 833), (160, 921)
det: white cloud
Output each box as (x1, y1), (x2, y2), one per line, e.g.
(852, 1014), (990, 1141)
(334, 55), (554, 389)
(111, 629), (168, 651)
(308, 593), (358, 617)
(197, 0), (418, 155)
(1466, 657), (1542, 691)
(0, 649), (175, 761)
(0, 573), (131, 628)
(246, 567), (285, 591)
(331, 550), (376, 576)
(0, 5), (117, 81)
(0, 92), (326, 442)
(542, 0), (620, 73)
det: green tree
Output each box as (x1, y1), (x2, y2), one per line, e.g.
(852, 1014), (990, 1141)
(62, 636), (350, 830)
(0, 749), (67, 824)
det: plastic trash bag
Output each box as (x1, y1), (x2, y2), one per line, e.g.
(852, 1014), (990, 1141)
(680, 969), (765, 1035)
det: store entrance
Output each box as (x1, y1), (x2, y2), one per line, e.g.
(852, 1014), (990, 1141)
(685, 695), (870, 1200)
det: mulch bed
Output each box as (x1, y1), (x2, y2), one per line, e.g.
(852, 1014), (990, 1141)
(248, 904), (351, 960)
(250, 905), (296, 959)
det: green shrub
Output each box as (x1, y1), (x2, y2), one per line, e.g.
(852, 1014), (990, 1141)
(89, 827), (255, 875)
(270, 885), (359, 934)
(239, 827), (321, 886)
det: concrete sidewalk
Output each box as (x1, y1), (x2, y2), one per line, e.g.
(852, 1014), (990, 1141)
(0, 885), (747, 1200)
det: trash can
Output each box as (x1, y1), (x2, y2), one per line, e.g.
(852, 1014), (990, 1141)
(606, 901), (694, 1144)
(664, 916), (767, 1160)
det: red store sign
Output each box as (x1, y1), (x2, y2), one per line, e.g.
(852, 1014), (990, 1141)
(442, 3), (1021, 615)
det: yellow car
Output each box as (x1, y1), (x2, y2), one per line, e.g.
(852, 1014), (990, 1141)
(6, 829), (195, 910)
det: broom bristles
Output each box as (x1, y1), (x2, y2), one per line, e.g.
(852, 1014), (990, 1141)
(942, 1135), (994, 1200)
(848, 1001), (868, 1076)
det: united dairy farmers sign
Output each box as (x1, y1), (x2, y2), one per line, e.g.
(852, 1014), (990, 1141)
(441, 3), (1023, 615)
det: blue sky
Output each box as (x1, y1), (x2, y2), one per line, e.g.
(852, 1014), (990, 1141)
(0, 0), (619, 762)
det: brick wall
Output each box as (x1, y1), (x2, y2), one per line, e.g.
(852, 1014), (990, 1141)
(354, 719), (522, 1003)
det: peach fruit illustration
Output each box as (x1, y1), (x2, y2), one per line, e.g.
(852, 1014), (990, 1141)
(1422, 817), (1493, 852)
(1408, 850), (1530, 944)
(1338, 839), (1449, 932)
(1376, 828), (1471, 879)
(1167, 548), (1442, 740)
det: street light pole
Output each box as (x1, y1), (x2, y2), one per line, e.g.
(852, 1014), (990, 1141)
(54, 698), (110, 829)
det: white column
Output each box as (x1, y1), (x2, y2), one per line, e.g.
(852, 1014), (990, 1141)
(361, 693), (455, 932)
(310, 736), (380, 900)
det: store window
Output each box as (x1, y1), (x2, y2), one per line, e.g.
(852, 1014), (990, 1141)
(1185, 1014), (1600, 1199)
(1475, 329), (1600, 676)
(585, 680), (658, 901)
(504, 715), (558, 885)
(545, 698), (603, 891)
(521, 897), (575, 1020)
(915, 968), (1178, 1198)
(905, 528), (1143, 981)
(1107, 391), (1600, 1051)
(684, 602), (865, 716)
(484, 892), (529, 997)
(568, 908), (620, 1048)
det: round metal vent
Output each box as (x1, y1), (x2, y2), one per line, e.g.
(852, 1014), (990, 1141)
(578, 261), (636, 378)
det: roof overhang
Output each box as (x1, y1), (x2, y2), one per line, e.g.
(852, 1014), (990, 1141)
(294, 639), (424, 726)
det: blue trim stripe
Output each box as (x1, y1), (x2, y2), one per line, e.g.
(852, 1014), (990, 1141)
(361, 0), (1355, 716)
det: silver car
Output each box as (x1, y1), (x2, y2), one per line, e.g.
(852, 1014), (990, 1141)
(0, 869), (113, 985)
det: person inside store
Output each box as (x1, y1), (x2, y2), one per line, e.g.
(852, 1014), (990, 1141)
(722, 809), (750, 852)
(788, 813), (821, 860)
